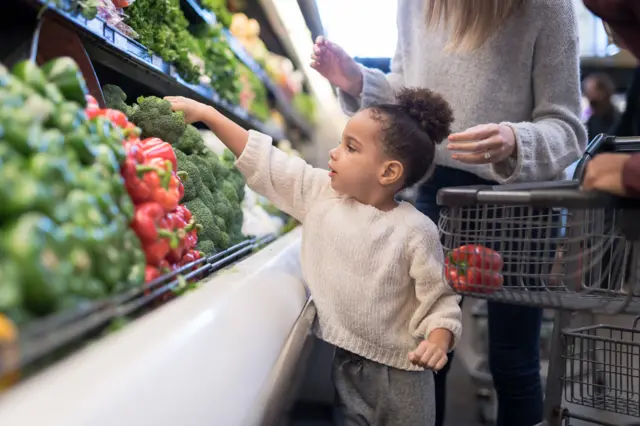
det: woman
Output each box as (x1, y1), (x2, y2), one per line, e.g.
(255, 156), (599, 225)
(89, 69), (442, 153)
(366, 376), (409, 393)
(311, 1), (586, 425)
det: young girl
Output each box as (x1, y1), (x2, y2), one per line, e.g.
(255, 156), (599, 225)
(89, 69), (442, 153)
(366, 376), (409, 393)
(165, 88), (462, 425)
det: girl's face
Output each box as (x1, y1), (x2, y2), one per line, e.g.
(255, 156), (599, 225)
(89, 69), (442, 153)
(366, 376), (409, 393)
(328, 110), (402, 201)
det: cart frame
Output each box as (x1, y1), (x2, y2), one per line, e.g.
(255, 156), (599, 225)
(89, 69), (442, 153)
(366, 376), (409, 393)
(436, 135), (640, 426)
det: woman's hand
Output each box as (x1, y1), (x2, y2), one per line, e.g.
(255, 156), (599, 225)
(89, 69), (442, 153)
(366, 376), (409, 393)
(447, 123), (517, 164)
(310, 36), (363, 97)
(164, 96), (211, 124)
(583, 153), (631, 196)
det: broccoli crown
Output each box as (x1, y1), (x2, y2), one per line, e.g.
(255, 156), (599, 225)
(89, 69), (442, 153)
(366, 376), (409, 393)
(190, 154), (217, 191)
(102, 84), (133, 116)
(211, 228), (230, 250)
(210, 189), (232, 223)
(175, 150), (201, 203)
(131, 96), (187, 143)
(196, 183), (216, 209)
(214, 214), (226, 232)
(221, 148), (235, 165)
(220, 180), (239, 204)
(196, 239), (216, 256)
(173, 125), (206, 155)
(185, 198), (216, 242)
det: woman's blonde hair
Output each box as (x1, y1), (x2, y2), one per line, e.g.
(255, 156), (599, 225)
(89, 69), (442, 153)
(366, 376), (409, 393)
(426, 0), (527, 52)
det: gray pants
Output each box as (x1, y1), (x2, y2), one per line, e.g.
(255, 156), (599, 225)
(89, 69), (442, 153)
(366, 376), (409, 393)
(331, 348), (435, 426)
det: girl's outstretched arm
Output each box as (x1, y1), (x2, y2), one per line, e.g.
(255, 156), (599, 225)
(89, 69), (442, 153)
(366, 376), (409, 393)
(165, 96), (333, 222)
(166, 96), (248, 157)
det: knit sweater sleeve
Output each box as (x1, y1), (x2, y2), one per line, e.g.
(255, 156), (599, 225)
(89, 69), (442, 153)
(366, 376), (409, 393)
(407, 222), (462, 351)
(235, 130), (332, 222)
(494, 4), (587, 183)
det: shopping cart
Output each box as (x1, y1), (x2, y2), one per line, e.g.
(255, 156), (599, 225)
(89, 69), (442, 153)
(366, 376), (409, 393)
(437, 134), (640, 426)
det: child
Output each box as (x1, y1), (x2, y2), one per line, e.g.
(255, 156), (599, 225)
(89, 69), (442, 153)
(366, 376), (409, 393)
(165, 88), (462, 426)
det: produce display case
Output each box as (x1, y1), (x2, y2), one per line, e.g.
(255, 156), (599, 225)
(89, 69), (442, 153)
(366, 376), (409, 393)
(0, 0), (320, 412)
(0, 229), (314, 426)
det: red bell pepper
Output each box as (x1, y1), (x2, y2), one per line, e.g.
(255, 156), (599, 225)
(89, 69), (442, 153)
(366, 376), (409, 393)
(103, 108), (129, 129)
(445, 245), (504, 294)
(138, 138), (178, 172)
(131, 202), (178, 247)
(145, 265), (163, 283)
(142, 238), (172, 266)
(175, 204), (193, 223)
(140, 158), (182, 212)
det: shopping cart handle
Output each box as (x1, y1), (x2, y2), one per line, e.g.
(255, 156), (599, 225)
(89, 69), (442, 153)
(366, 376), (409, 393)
(574, 134), (640, 181)
(437, 184), (640, 209)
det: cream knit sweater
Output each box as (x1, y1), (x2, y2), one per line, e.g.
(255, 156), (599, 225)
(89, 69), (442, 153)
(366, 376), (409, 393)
(236, 131), (462, 371)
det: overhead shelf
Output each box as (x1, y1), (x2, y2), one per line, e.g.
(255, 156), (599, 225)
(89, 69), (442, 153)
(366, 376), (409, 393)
(180, 0), (314, 137)
(16, 0), (288, 141)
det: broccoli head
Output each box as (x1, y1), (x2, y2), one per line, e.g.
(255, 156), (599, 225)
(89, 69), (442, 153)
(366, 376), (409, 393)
(102, 84), (135, 116)
(185, 198), (216, 242)
(173, 125), (206, 155)
(214, 214), (226, 233)
(175, 150), (201, 203)
(190, 154), (217, 191)
(202, 149), (223, 175)
(210, 189), (232, 223)
(210, 226), (230, 250)
(220, 180), (239, 204)
(131, 96), (186, 143)
(196, 239), (216, 256)
(196, 183), (216, 209)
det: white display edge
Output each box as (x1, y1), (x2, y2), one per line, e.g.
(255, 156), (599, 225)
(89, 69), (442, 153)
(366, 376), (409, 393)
(0, 228), (310, 426)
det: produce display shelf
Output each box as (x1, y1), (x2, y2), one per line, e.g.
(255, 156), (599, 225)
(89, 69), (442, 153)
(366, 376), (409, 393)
(2, 234), (276, 384)
(181, 0), (315, 137)
(18, 0), (287, 141)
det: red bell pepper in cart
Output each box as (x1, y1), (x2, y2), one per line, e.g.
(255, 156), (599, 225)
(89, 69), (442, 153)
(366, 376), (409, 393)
(445, 244), (504, 293)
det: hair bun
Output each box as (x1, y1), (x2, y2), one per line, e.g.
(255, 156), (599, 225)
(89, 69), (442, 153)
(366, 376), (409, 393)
(396, 87), (453, 144)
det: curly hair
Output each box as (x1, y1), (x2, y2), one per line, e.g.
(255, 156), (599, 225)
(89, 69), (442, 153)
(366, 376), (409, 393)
(369, 87), (454, 189)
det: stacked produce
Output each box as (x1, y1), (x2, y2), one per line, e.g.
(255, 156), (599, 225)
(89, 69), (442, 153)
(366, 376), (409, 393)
(0, 58), (145, 324)
(84, 101), (204, 282)
(237, 63), (269, 122)
(103, 85), (246, 255)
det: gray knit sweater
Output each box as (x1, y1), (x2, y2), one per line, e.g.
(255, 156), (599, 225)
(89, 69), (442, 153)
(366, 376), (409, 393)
(340, 0), (588, 183)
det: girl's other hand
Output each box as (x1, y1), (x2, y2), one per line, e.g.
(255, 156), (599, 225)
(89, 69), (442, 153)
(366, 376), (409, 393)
(408, 340), (449, 371)
(448, 123), (517, 164)
(310, 36), (363, 97)
(164, 96), (210, 124)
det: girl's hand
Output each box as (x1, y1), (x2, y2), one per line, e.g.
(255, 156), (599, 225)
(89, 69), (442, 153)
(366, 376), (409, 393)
(408, 340), (448, 371)
(310, 36), (363, 97)
(164, 96), (210, 124)
(448, 123), (517, 164)
(583, 153), (631, 196)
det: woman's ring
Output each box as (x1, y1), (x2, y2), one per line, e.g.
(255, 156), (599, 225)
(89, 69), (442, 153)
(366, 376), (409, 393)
(483, 151), (492, 160)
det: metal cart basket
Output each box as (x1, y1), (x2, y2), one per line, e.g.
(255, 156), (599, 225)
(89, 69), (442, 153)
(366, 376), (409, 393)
(437, 135), (640, 426)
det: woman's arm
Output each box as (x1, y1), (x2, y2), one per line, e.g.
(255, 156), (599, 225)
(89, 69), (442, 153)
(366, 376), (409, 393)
(493, 6), (588, 183)
(167, 97), (332, 221)
(623, 154), (640, 196)
(338, 38), (406, 116)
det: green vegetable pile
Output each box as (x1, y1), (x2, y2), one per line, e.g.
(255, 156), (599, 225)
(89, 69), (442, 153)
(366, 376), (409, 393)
(199, 0), (233, 27)
(237, 63), (270, 122)
(49, 0), (99, 20)
(125, 0), (241, 104)
(0, 59), (145, 325)
(126, 0), (201, 83)
(104, 86), (246, 254)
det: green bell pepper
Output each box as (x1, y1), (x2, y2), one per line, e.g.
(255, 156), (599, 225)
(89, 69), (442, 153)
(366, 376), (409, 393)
(0, 261), (21, 313)
(46, 101), (85, 133)
(11, 60), (47, 95)
(0, 163), (54, 218)
(0, 213), (71, 316)
(41, 57), (89, 106)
